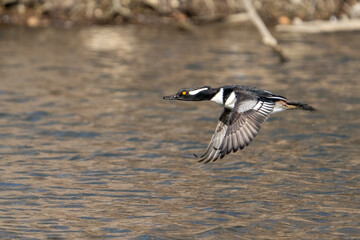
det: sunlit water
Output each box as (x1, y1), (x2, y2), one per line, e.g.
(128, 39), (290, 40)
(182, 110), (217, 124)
(0, 25), (359, 239)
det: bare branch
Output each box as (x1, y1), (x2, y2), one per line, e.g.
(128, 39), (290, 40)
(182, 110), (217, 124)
(242, 0), (288, 62)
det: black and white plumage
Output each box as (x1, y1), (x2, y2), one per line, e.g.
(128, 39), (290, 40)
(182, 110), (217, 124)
(163, 85), (316, 163)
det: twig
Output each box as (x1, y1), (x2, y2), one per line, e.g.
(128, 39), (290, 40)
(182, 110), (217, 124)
(242, 0), (288, 63)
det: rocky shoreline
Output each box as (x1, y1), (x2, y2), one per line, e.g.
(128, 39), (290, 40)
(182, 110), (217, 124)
(0, 0), (359, 28)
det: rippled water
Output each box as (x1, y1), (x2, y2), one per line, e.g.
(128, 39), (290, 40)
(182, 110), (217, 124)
(0, 26), (359, 239)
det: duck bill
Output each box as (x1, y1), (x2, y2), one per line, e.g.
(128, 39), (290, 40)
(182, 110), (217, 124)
(163, 95), (178, 100)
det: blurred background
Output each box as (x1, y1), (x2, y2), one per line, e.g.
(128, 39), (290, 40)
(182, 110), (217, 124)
(0, 0), (359, 239)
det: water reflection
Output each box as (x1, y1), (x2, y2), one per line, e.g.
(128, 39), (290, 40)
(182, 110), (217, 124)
(0, 26), (359, 239)
(82, 27), (136, 53)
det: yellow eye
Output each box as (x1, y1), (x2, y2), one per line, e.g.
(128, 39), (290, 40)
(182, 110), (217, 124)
(181, 91), (186, 95)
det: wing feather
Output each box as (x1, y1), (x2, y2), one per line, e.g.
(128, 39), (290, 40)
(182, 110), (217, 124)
(196, 100), (275, 163)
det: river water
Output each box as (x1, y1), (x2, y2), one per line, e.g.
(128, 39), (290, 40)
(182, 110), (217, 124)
(0, 25), (359, 239)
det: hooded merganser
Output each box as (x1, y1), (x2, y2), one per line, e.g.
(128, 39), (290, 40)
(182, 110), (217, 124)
(163, 85), (316, 163)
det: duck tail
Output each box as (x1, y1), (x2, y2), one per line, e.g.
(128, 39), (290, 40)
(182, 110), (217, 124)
(285, 101), (317, 111)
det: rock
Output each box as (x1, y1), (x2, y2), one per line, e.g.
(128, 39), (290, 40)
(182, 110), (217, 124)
(27, 16), (39, 27)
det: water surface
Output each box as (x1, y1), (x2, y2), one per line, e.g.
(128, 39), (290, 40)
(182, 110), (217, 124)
(0, 26), (359, 239)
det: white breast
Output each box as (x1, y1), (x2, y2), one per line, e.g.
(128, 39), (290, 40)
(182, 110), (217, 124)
(211, 88), (224, 105)
(224, 92), (236, 109)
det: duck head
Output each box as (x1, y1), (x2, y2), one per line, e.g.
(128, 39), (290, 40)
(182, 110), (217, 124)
(163, 86), (214, 101)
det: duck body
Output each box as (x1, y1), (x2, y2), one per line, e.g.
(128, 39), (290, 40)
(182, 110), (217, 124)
(163, 85), (315, 163)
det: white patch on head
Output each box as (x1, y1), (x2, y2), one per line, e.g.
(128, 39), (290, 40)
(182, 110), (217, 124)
(224, 92), (236, 109)
(189, 87), (208, 95)
(211, 88), (224, 105)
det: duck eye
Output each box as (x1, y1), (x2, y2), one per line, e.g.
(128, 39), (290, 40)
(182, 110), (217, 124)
(181, 91), (187, 96)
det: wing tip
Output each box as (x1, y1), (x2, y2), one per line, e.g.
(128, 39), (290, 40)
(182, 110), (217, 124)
(194, 152), (216, 163)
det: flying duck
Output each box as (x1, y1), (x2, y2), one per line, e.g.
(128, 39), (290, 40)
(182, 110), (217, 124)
(163, 85), (316, 163)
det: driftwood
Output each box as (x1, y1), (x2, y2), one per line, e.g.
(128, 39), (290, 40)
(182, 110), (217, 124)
(276, 19), (360, 33)
(242, 0), (288, 63)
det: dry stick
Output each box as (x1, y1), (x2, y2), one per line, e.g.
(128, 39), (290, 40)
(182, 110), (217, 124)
(242, 0), (288, 62)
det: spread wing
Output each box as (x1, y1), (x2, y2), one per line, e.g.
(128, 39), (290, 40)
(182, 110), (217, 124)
(196, 100), (274, 163)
